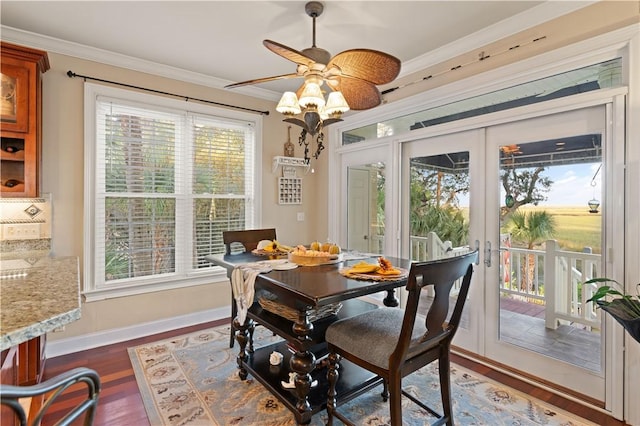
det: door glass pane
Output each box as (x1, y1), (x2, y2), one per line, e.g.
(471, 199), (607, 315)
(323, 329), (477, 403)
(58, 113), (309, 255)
(409, 151), (470, 261)
(498, 135), (603, 372)
(409, 151), (472, 330)
(346, 163), (385, 254)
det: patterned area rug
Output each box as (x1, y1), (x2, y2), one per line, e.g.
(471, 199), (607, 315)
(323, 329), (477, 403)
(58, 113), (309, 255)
(128, 325), (597, 426)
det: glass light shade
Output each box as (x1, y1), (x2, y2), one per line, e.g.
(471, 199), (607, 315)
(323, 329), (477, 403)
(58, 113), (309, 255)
(318, 105), (329, 121)
(276, 92), (301, 115)
(324, 91), (349, 116)
(298, 82), (325, 108)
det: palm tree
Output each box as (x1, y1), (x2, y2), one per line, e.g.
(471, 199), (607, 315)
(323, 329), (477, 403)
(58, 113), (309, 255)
(505, 209), (556, 292)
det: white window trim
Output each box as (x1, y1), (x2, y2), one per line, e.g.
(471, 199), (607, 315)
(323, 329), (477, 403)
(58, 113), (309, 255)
(82, 83), (262, 301)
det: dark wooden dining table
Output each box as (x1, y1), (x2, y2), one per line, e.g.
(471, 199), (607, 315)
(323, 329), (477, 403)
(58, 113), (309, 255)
(206, 252), (411, 425)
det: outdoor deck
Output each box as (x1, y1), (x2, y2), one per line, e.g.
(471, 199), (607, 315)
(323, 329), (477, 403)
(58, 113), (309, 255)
(499, 296), (602, 372)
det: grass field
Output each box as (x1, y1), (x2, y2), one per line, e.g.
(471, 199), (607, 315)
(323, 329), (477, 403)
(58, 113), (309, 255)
(515, 206), (602, 254)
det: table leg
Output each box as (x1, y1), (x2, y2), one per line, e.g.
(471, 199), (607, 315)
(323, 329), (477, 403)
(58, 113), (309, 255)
(234, 316), (254, 380)
(326, 352), (340, 426)
(383, 288), (399, 307)
(290, 312), (315, 424)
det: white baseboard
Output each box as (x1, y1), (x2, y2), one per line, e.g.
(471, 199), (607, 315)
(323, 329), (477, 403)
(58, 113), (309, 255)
(46, 307), (229, 358)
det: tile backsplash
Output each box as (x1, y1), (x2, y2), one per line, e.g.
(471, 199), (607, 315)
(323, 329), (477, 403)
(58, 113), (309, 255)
(0, 193), (52, 253)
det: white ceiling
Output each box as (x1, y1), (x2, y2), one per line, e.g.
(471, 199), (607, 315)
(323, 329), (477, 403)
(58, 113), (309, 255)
(0, 1), (593, 102)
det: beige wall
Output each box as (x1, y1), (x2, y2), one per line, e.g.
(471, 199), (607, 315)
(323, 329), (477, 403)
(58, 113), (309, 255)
(41, 54), (329, 341)
(36, 0), (638, 343)
(385, 1), (639, 102)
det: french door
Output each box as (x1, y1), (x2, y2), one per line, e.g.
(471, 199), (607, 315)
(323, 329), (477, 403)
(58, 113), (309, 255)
(402, 129), (485, 354)
(483, 106), (614, 401)
(399, 104), (623, 404)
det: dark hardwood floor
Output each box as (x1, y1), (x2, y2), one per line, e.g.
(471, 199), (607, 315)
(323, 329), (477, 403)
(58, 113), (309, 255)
(40, 318), (627, 426)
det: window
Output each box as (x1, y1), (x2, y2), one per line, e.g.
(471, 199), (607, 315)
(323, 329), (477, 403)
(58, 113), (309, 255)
(343, 57), (622, 143)
(83, 83), (261, 300)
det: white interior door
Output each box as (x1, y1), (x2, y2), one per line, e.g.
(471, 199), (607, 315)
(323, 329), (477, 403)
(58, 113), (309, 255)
(340, 143), (398, 257)
(347, 168), (371, 252)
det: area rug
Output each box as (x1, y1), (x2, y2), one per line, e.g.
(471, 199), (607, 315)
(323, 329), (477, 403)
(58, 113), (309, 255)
(128, 325), (597, 426)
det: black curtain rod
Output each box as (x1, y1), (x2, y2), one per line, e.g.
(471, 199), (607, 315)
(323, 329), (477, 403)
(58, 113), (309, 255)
(67, 70), (270, 116)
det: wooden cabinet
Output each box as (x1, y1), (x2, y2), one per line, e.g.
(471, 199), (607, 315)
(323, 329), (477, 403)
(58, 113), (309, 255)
(1, 42), (49, 198)
(1, 336), (46, 386)
(1, 336), (46, 425)
(0, 345), (19, 425)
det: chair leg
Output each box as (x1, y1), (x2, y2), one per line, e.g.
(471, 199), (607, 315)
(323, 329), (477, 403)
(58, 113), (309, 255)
(388, 373), (403, 426)
(230, 292), (237, 348)
(381, 378), (389, 402)
(438, 350), (454, 426)
(326, 352), (340, 426)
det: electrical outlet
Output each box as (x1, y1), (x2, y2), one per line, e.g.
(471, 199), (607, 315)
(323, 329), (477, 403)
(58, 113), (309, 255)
(297, 212), (305, 221)
(1, 223), (41, 240)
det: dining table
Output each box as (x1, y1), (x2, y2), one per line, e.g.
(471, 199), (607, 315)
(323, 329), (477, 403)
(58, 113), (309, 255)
(206, 251), (411, 425)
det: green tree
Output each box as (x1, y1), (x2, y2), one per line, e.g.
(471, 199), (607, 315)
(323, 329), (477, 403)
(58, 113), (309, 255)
(410, 167), (469, 247)
(505, 209), (556, 291)
(500, 167), (553, 222)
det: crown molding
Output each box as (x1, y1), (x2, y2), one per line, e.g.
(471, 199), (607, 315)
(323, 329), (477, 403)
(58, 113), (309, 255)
(0, 25), (281, 102)
(1, 1), (594, 102)
(400, 1), (596, 77)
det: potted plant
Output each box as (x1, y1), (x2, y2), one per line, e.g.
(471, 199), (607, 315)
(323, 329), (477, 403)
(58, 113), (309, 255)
(586, 278), (640, 343)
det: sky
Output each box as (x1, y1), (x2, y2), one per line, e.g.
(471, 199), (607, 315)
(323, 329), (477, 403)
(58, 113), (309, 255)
(541, 163), (602, 206)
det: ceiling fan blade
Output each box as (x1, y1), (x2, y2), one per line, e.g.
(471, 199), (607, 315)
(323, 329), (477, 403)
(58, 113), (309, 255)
(263, 39), (317, 67)
(334, 76), (382, 111)
(328, 49), (401, 85)
(224, 73), (300, 89)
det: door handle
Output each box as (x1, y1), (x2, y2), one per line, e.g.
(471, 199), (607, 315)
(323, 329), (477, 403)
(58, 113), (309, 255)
(474, 240), (480, 265)
(484, 240), (492, 267)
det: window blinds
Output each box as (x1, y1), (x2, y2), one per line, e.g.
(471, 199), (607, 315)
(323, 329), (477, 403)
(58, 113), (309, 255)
(93, 96), (255, 287)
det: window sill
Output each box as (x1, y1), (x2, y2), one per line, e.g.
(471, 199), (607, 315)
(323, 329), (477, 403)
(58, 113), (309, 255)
(82, 268), (229, 302)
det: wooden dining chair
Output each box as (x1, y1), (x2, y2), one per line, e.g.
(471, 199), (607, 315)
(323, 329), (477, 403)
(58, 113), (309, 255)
(222, 228), (277, 348)
(325, 250), (478, 426)
(0, 367), (101, 426)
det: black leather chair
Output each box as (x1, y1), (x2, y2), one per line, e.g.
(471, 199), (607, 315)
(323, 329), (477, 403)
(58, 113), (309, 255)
(0, 367), (101, 426)
(222, 228), (277, 348)
(325, 250), (478, 426)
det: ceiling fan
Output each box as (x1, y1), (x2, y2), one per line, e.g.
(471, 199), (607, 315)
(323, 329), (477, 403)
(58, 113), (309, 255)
(225, 1), (401, 112)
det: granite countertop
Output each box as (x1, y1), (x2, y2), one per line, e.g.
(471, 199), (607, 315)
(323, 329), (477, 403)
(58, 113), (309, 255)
(0, 255), (81, 351)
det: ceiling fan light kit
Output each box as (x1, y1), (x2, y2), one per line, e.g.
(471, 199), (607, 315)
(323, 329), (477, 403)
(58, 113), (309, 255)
(226, 1), (401, 163)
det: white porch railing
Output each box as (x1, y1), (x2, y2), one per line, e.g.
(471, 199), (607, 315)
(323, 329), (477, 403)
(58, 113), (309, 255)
(500, 239), (601, 330)
(408, 233), (602, 330)
(410, 232), (470, 262)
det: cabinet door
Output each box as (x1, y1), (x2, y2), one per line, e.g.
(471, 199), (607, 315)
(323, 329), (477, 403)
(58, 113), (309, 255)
(17, 336), (45, 386)
(0, 42), (48, 198)
(1, 60), (30, 133)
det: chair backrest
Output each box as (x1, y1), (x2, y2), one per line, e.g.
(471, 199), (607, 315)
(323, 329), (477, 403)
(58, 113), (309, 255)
(222, 228), (277, 255)
(392, 250), (478, 364)
(0, 367), (100, 426)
